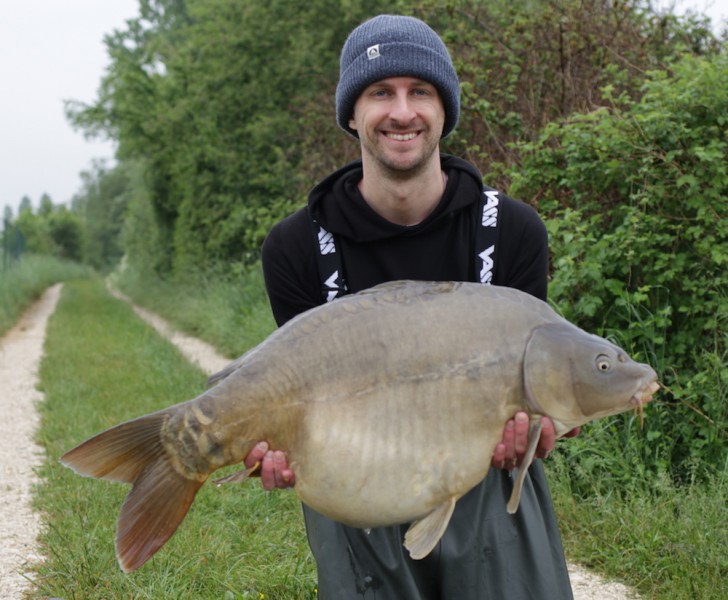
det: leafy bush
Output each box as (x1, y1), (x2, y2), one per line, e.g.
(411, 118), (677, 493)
(510, 52), (727, 484)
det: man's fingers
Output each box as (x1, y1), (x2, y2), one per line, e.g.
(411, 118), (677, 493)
(245, 441), (269, 469)
(491, 441), (506, 469)
(563, 426), (581, 438)
(513, 412), (529, 456)
(272, 450), (289, 488)
(260, 451), (276, 490)
(535, 417), (556, 459)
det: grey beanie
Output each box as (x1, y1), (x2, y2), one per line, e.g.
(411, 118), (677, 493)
(336, 15), (460, 138)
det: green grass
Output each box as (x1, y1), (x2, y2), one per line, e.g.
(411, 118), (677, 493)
(0, 253), (91, 337)
(546, 439), (728, 599)
(32, 279), (316, 599)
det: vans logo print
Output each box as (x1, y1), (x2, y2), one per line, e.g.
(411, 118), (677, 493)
(482, 190), (499, 227)
(324, 270), (342, 302)
(317, 225), (336, 255)
(478, 245), (495, 285)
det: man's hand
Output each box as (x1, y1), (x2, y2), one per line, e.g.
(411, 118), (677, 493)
(490, 412), (580, 470)
(244, 441), (296, 490)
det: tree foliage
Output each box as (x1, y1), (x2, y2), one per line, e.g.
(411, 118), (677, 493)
(14, 198), (85, 262)
(64, 0), (719, 274)
(72, 161), (133, 270)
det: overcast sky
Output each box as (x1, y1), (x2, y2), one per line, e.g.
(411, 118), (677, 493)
(1, 1), (726, 223)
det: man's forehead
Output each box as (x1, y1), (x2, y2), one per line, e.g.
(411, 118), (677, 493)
(365, 77), (436, 89)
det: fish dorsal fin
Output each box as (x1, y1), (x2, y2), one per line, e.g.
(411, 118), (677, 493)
(403, 496), (457, 559)
(506, 416), (543, 513)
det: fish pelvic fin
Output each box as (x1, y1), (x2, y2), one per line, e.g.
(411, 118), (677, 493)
(403, 496), (457, 559)
(60, 413), (206, 572)
(506, 416), (543, 514)
(213, 461), (261, 486)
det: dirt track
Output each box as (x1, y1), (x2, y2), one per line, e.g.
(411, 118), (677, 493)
(0, 284), (640, 599)
(0, 284), (61, 597)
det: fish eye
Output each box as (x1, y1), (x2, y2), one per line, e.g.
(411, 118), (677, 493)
(596, 355), (612, 372)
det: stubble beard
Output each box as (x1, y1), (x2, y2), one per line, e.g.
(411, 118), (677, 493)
(362, 132), (441, 183)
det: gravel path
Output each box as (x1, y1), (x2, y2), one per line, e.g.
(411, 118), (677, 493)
(0, 284), (640, 599)
(0, 283), (61, 598)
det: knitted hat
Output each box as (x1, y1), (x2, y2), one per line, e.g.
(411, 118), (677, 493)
(336, 15), (460, 138)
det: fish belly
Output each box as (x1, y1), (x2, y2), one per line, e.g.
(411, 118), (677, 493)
(290, 377), (508, 528)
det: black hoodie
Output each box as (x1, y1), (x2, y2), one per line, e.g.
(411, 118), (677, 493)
(262, 154), (548, 326)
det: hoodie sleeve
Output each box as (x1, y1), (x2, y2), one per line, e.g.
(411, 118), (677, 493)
(261, 208), (323, 326)
(495, 196), (549, 302)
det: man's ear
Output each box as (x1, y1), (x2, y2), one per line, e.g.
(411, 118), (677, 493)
(349, 114), (357, 131)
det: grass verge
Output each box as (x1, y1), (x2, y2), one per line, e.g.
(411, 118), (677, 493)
(0, 254), (91, 337)
(546, 442), (728, 599)
(110, 263), (276, 358)
(32, 278), (316, 599)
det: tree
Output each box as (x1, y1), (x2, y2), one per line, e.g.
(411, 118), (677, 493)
(19, 196), (32, 215)
(39, 193), (54, 217)
(73, 161), (132, 270)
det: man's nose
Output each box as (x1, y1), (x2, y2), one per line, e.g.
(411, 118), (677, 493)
(389, 92), (417, 123)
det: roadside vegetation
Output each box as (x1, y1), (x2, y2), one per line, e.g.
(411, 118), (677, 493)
(0, 254), (90, 337)
(2, 1), (725, 598)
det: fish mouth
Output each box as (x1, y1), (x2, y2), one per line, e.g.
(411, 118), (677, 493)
(630, 380), (660, 427)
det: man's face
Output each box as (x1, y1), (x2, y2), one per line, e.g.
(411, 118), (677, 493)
(348, 77), (445, 176)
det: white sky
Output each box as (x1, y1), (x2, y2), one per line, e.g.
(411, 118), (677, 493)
(0, 1), (726, 223)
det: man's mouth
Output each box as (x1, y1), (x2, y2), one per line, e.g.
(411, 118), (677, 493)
(385, 131), (418, 141)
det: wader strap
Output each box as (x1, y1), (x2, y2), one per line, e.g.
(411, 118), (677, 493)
(311, 184), (501, 302)
(475, 186), (501, 285)
(310, 216), (348, 303)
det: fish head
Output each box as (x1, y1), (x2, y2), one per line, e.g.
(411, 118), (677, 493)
(523, 322), (659, 433)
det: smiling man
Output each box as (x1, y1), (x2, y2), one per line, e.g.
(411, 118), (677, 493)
(255, 14), (575, 599)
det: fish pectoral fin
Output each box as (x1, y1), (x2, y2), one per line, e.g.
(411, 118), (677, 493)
(213, 461), (261, 486)
(506, 417), (543, 514)
(403, 497), (457, 560)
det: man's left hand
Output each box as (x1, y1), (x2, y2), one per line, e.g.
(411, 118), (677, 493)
(490, 412), (580, 470)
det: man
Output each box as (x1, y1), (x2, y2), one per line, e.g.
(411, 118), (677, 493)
(250, 14), (575, 599)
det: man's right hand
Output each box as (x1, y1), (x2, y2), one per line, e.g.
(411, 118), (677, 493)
(245, 441), (296, 490)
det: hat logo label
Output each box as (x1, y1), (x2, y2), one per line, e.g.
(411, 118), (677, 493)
(367, 44), (380, 60)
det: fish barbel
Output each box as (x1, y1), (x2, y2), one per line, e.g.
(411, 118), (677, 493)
(61, 280), (659, 572)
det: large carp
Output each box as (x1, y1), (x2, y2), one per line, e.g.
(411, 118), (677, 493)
(62, 280), (659, 572)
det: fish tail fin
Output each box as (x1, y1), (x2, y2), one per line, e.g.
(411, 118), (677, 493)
(61, 413), (206, 572)
(116, 455), (204, 572)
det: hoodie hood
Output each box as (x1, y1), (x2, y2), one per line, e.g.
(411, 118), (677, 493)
(308, 154), (484, 243)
